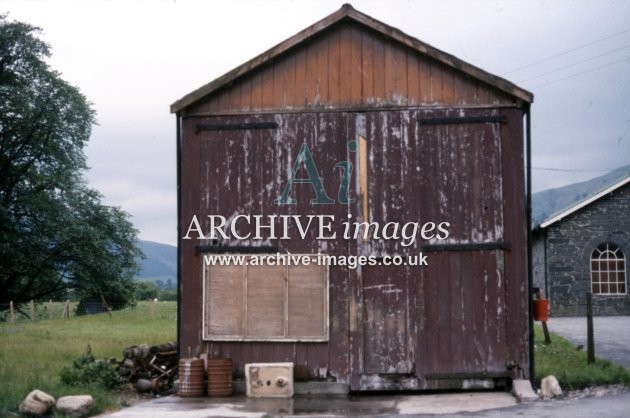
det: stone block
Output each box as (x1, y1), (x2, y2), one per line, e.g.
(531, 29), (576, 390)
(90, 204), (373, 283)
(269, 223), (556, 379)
(19, 390), (55, 416)
(540, 375), (562, 400)
(511, 379), (538, 402)
(56, 395), (94, 417)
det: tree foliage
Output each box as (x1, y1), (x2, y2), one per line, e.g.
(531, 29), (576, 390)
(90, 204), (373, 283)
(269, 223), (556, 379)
(0, 15), (142, 306)
(134, 281), (159, 301)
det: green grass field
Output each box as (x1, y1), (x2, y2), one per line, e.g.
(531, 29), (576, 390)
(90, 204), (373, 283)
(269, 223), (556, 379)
(0, 301), (176, 416)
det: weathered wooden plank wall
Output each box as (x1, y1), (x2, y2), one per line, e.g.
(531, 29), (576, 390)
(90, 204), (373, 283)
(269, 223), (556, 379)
(177, 15), (530, 390)
(181, 113), (355, 381)
(185, 23), (517, 116)
(180, 107), (527, 388)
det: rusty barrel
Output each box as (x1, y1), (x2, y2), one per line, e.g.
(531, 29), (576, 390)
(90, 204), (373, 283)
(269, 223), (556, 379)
(178, 358), (205, 397)
(207, 358), (233, 396)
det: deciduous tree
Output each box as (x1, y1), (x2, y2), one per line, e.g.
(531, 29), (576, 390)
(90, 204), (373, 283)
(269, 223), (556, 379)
(0, 14), (142, 307)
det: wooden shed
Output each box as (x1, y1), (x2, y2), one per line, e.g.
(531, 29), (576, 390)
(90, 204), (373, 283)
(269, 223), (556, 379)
(171, 4), (534, 391)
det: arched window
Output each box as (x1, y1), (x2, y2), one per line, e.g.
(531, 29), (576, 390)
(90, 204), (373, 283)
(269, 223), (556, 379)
(591, 243), (626, 295)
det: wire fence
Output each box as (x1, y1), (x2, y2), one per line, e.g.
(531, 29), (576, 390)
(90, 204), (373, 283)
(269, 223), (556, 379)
(0, 299), (170, 322)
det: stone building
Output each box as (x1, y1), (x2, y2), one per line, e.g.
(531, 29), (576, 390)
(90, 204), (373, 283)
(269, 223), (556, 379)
(533, 175), (630, 316)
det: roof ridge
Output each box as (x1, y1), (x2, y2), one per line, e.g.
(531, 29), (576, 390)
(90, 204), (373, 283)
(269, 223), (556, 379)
(170, 4), (532, 114)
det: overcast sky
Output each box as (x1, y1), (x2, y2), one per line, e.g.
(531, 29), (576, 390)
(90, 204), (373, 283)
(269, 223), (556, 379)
(3, 0), (629, 245)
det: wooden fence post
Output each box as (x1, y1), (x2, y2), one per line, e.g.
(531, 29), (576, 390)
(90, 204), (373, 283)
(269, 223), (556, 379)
(49, 299), (53, 319)
(586, 291), (595, 364)
(541, 321), (551, 345)
(100, 294), (112, 317)
(10, 301), (15, 323)
(62, 300), (70, 318)
(29, 300), (35, 321)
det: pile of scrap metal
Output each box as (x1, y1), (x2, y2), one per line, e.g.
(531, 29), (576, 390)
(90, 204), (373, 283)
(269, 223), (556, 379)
(118, 342), (178, 395)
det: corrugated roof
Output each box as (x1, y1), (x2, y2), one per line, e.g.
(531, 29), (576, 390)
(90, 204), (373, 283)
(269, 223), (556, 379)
(171, 4), (533, 114)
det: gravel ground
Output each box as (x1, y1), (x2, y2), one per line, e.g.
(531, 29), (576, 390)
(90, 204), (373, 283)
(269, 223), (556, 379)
(561, 384), (629, 400)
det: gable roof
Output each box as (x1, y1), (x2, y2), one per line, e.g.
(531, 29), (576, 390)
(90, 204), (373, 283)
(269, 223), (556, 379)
(171, 4), (533, 114)
(538, 175), (630, 229)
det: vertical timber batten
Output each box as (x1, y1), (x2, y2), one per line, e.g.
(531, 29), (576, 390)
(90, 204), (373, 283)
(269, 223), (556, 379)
(526, 104), (535, 386)
(176, 113), (182, 357)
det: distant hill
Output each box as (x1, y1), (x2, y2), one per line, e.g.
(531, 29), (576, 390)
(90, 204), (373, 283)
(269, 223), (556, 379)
(532, 164), (630, 227)
(135, 240), (177, 286)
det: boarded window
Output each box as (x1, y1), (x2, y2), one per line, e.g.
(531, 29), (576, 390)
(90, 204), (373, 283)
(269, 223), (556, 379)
(203, 255), (328, 341)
